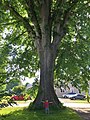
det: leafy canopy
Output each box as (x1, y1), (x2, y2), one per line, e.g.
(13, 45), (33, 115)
(0, 0), (90, 92)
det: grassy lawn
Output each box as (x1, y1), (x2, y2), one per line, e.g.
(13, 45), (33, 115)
(0, 107), (82, 120)
(59, 98), (90, 104)
(72, 100), (89, 103)
(68, 99), (90, 103)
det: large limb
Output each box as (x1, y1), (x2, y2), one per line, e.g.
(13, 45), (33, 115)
(40, 0), (52, 47)
(52, 0), (79, 50)
(25, 0), (41, 38)
(3, 1), (36, 38)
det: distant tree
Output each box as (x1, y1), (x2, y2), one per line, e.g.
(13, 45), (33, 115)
(26, 78), (39, 99)
(6, 79), (21, 91)
(12, 85), (25, 95)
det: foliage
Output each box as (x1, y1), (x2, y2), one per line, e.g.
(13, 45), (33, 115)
(55, 34), (90, 92)
(26, 78), (39, 99)
(0, 107), (82, 120)
(54, 12), (90, 91)
(2, 96), (11, 102)
(0, 0), (89, 77)
(12, 85), (25, 95)
(0, 0), (39, 81)
(6, 79), (21, 91)
(0, 78), (21, 100)
(0, 93), (11, 101)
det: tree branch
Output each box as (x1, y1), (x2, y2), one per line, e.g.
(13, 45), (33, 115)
(62, 0), (79, 27)
(5, 31), (27, 47)
(25, 0), (41, 38)
(1, 20), (20, 26)
(52, 29), (66, 50)
(51, 0), (65, 23)
(4, 2), (36, 38)
(13, 31), (27, 41)
(52, 0), (79, 49)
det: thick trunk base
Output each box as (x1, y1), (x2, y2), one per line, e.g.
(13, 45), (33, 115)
(28, 47), (62, 110)
(29, 87), (62, 110)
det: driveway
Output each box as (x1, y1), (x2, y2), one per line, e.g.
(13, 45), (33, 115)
(59, 98), (90, 120)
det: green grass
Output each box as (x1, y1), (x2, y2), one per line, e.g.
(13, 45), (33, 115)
(70, 99), (89, 103)
(0, 107), (82, 120)
(60, 98), (90, 104)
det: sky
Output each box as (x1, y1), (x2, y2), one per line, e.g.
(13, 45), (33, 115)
(21, 77), (35, 85)
(21, 70), (40, 85)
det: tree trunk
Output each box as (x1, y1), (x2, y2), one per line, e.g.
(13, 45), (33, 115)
(31, 46), (61, 109)
(30, 1), (62, 109)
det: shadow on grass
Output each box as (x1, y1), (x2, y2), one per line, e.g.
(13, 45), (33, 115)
(0, 107), (82, 120)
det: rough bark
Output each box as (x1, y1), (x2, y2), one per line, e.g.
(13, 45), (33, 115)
(31, 45), (61, 109)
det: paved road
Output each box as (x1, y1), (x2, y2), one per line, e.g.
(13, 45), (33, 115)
(10, 100), (31, 107)
(59, 98), (90, 108)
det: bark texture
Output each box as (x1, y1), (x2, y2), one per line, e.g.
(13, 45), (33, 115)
(32, 46), (61, 109)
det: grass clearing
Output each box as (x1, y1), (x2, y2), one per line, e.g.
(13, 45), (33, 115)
(68, 99), (90, 104)
(59, 98), (90, 104)
(0, 107), (82, 120)
(72, 100), (89, 103)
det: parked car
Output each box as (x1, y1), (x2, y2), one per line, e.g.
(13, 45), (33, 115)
(11, 95), (31, 101)
(70, 94), (86, 100)
(62, 92), (77, 98)
(11, 95), (24, 100)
